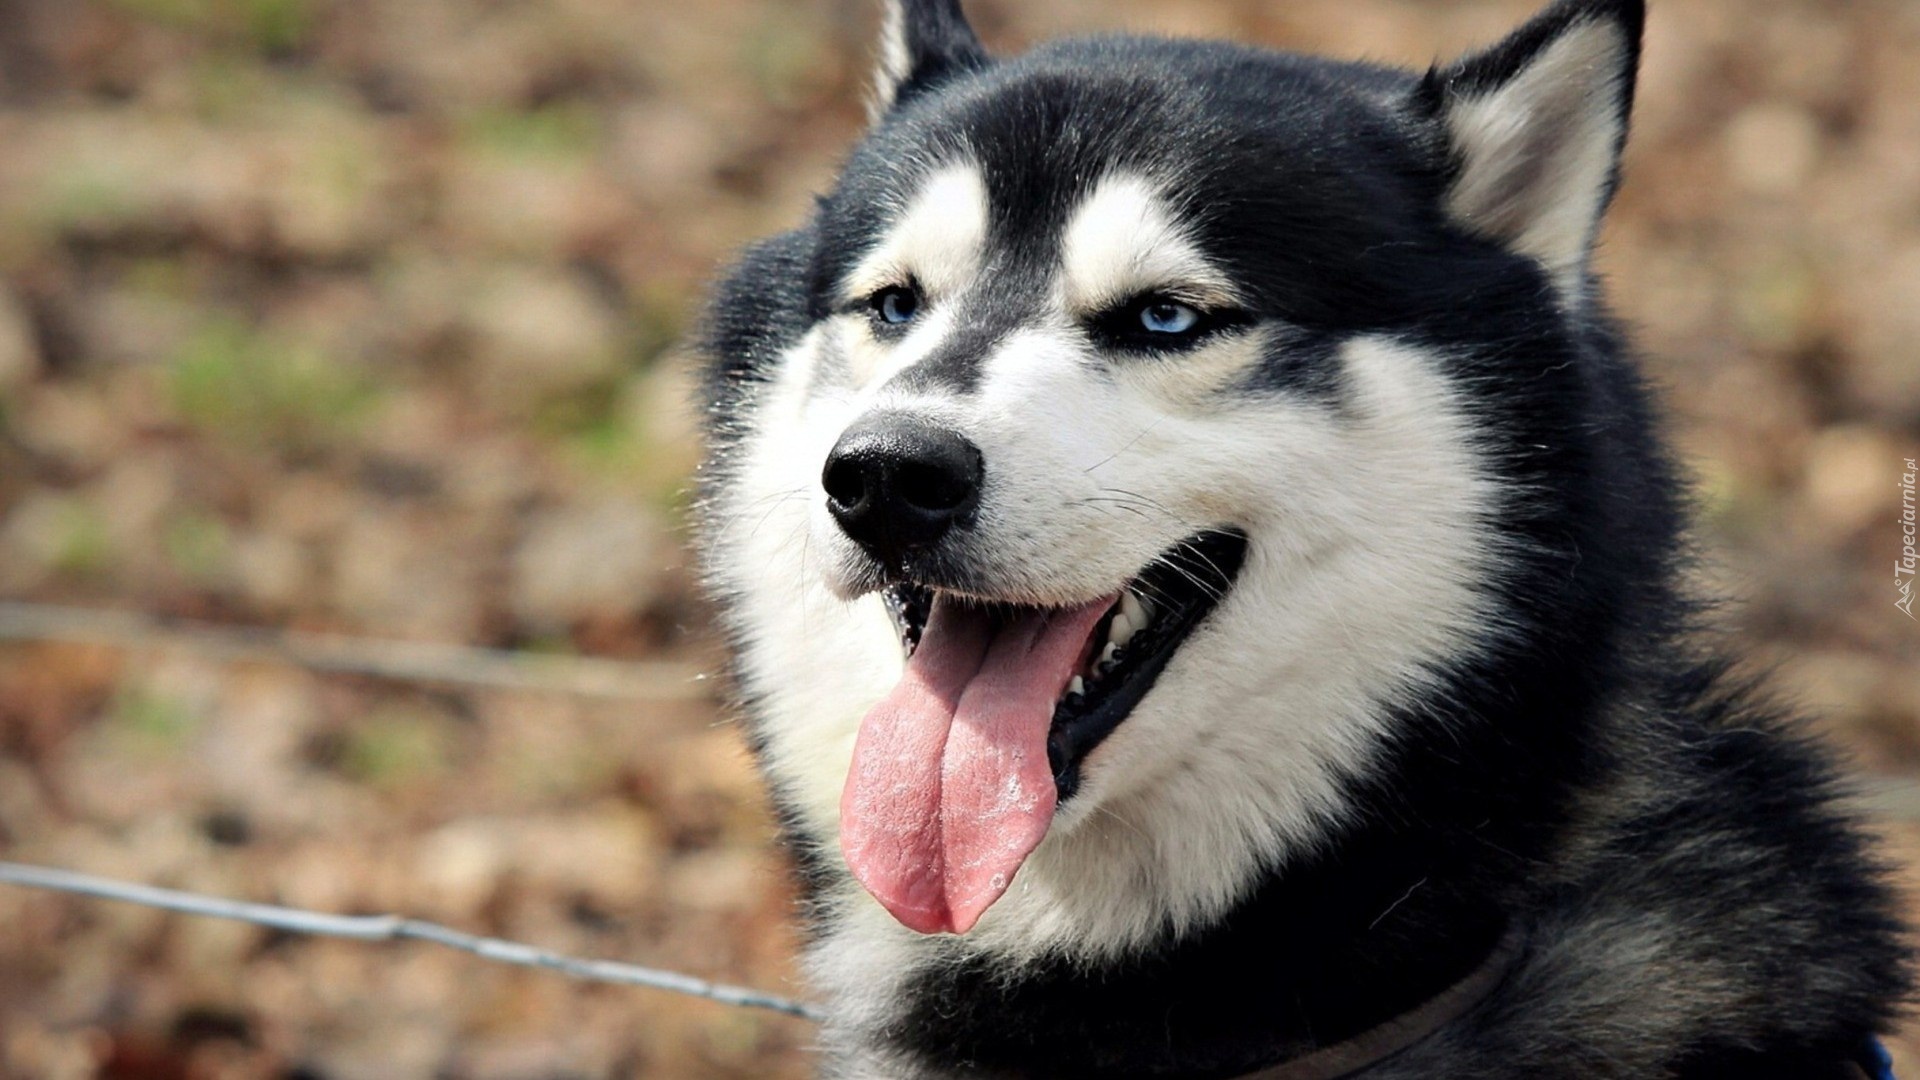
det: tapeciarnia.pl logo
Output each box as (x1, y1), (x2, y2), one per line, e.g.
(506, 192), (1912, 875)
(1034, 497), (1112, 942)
(1899, 458), (1917, 620)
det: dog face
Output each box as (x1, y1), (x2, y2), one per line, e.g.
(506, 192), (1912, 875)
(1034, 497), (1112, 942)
(700, 0), (1641, 958)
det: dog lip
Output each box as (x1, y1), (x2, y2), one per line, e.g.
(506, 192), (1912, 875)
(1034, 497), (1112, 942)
(880, 529), (1250, 801)
(1046, 529), (1248, 801)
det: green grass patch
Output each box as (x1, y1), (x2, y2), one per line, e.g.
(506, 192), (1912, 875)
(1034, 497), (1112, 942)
(106, 0), (316, 53)
(166, 317), (379, 455)
(525, 293), (687, 489)
(36, 163), (142, 235)
(162, 511), (233, 586)
(337, 710), (455, 790)
(105, 685), (201, 756)
(123, 257), (195, 300)
(105, 0), (216, 27)
(526, 374), (645, 471)
(184, 53), (274, 118)
(46, 498), (115, 580)
(459, 104), (603, 164)
(238, 0), (312, 52)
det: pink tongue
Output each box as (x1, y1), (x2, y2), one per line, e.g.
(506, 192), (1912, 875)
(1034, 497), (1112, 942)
(841, 593), (1113, 934)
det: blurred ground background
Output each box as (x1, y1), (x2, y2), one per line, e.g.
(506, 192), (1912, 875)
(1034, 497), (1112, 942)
(0, 0), (1914, 1076)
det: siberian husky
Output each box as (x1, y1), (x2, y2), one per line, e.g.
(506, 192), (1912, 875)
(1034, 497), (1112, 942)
(694, 0), (1910, 1075)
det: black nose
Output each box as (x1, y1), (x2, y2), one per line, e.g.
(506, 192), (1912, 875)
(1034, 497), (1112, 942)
(823, 413), (983, 566)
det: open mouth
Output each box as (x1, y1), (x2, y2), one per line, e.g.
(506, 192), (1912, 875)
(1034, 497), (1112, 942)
(882, 529), (1249, 798)
(841, 529), (1248, 935)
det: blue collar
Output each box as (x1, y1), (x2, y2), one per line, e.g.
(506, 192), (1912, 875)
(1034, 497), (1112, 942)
(1865, 1037), (1897, 1080)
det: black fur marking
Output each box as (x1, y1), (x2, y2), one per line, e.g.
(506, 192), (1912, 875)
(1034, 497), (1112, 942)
(898, 854), (1511, 1078)
(700, 226), (815, 450)
(1418, 0), (1645, 122)
(1238, 324), (1346, 401)
(890, 260), (1051, 396)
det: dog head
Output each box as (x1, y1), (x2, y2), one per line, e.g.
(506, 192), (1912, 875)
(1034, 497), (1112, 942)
(700, 0), (1644, 958)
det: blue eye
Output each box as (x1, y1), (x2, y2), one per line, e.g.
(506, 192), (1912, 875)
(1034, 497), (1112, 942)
(873, 286), (920, 325)
(1139, 301), (1200, 334)
(1091, 294), (1244, 352)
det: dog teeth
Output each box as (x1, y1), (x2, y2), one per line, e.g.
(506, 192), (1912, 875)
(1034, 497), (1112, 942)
(1105, 590), (1153, 655)
(1062, 590), (1158, 702)
(1084, 590), (1153, 681)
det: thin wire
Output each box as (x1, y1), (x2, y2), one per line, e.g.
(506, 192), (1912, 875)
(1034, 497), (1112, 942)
(0, 610), (817, 1016)
(0, 602), (710, 701)
(0, 861), (823, 1021)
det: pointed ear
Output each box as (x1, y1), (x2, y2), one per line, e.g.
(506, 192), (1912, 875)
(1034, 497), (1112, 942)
(871, 0), (989, 119)
(1419, 0), (1644, 297)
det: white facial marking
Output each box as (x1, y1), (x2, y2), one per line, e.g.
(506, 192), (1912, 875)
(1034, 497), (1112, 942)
(1113, 325), (1274, 410)
(845, 162), (990, 304)
(1060, 173), (1236, 314)
(838, 162), (991, 390)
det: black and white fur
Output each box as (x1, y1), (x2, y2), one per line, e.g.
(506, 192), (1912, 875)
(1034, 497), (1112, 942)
(695, 1), (1910, 1075)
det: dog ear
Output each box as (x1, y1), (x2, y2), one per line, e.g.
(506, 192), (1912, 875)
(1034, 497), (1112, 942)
(871, 0), (989, 119)
(1419, 0), (1644, 296)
